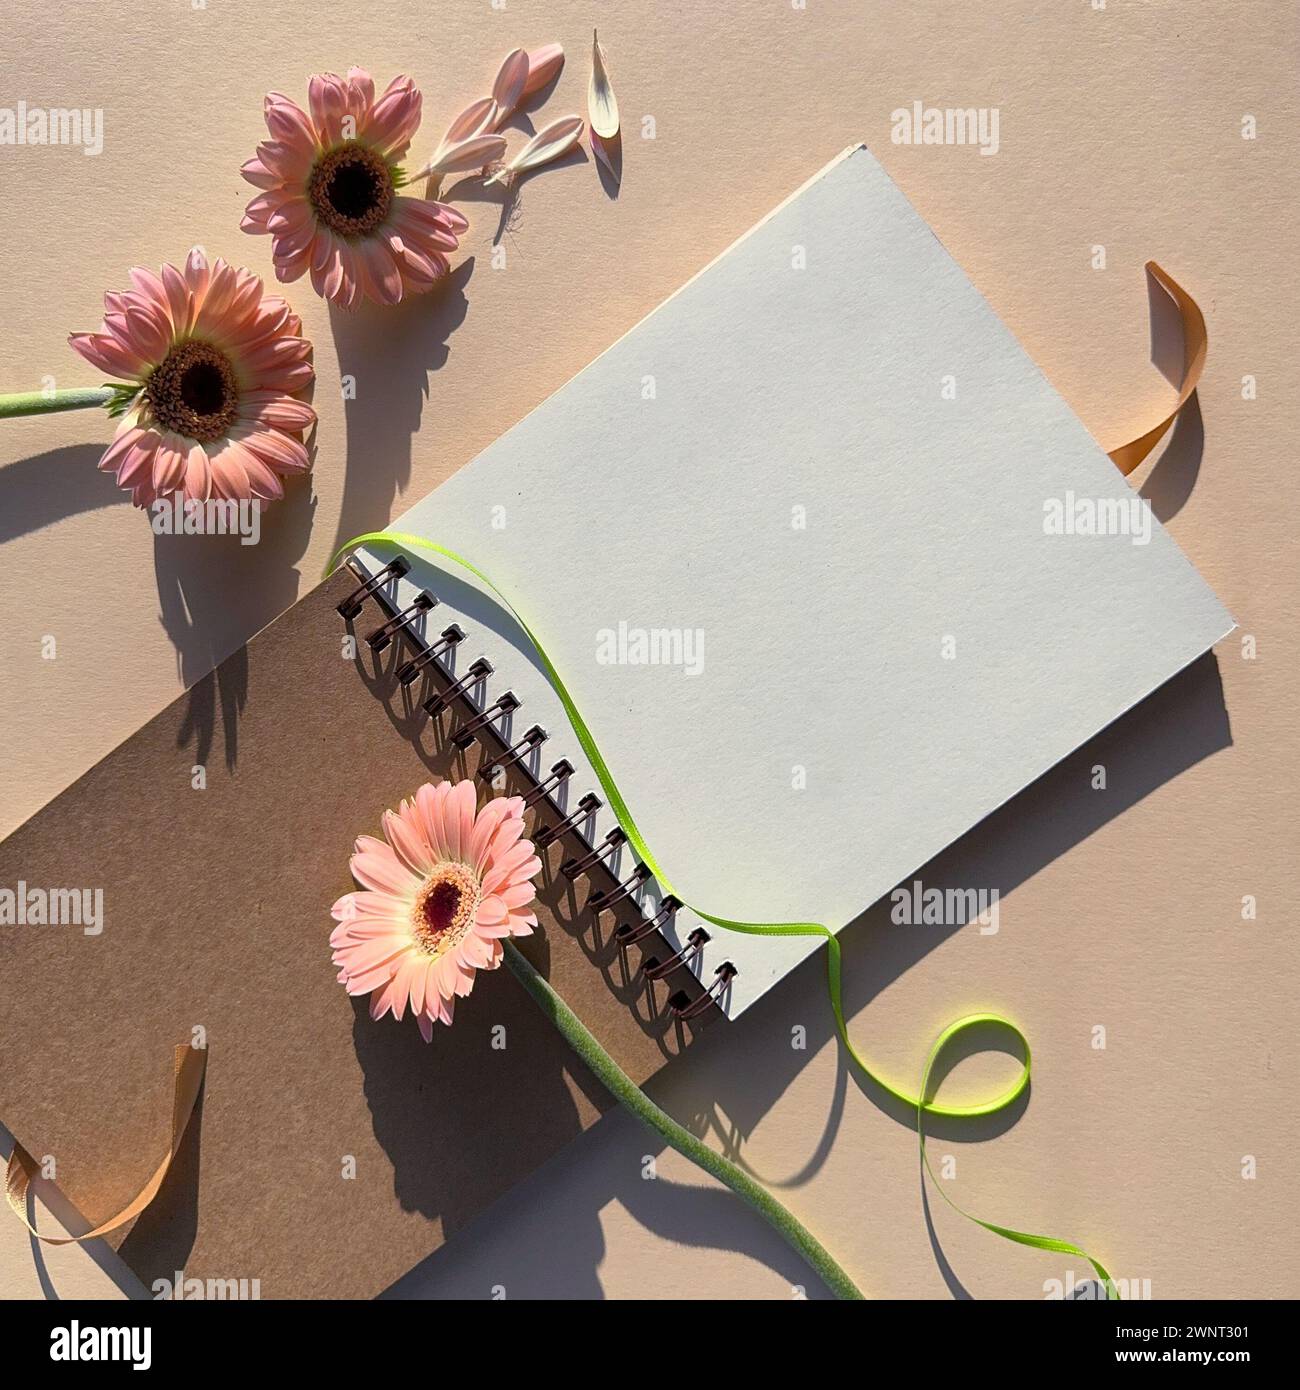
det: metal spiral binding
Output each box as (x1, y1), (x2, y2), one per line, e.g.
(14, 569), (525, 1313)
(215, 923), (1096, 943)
(367, 592), (435, 653)
(588, 862), (652, 916)
(397, 625), (464, 687)
(534, 792), (600, 848)
(337, 555), (409, 620)
(671, 963), (739, 1020)
(643, 926), (709, 981)
(423, 658), (491, 718)
(560, 827), (625, 882)
(478, 725), (548, 782)
(336, 555), (738, 1020)
(614, 895), (680, 947)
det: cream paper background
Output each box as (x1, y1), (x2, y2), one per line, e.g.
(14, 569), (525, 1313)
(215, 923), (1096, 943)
(0, 0), (1295, 1298)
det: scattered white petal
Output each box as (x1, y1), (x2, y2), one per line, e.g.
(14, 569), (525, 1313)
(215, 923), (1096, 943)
(588, 29), (619, 140)
(485, 115), (585, 185)
(412, 133), (509, 181)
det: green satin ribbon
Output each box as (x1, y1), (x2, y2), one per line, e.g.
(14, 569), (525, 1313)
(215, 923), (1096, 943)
(328, 530), (1117, 1297)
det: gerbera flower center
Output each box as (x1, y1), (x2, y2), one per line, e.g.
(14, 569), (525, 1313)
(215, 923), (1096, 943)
(411, 862), (481, 958)
(143, 340), (240, 444)
(309, 143), (394, 238)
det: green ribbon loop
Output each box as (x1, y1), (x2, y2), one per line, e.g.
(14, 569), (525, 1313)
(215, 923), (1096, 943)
(328, 529), (1117, 1298)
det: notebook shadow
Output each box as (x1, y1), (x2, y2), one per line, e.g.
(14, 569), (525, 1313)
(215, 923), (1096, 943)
(343, 568), (1230, 1296)
(327, 258), (473, 565)
(379, 1100), (836, 1300)
(671, 651), (1231, 1151)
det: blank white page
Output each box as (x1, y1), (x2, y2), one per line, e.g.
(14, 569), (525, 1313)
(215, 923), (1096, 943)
(364, 145), (1232, 1015)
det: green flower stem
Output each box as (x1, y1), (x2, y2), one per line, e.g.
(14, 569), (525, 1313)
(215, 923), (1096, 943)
(502, 939), (866, 1300)
(0, 386), (114, 419)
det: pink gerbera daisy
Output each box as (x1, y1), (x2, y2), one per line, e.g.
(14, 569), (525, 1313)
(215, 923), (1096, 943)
(68, 248), (315, 508)
(331, 781), (541, 1040)
(240, 67), (471, 308)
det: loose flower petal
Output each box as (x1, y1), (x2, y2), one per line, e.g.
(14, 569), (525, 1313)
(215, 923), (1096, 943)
(588, 29), (620, 140)
(485, 114), (585, 185)
(491, 48), (530, 120)
(441, 96), (498, 146)
(414, 132), (508, 180)
(523, 43), (565, 97)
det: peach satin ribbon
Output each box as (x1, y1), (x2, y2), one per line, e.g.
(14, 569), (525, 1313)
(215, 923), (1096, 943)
(1, 265), (1203, 1252)
(1107, 261), (1207, 475)
(5, 1044), (205, 1244)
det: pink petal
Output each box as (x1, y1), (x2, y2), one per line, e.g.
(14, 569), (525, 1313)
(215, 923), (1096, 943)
(351, 843), (420, 896)
(442, 96), (497, 146)
(523, 44), (565, 97)
(150, 440), (187, 495)
(308, 72), (349, 145)
(415, 783), (450, 861)
(499, 881), (537, 910)
(355, 235), (405, 306)
(361, 75), (422, 157)
(68, 332), (147, 379)
(469, 797), (514, 874)
(209, 445), (251, 502)
(239, 427), (311, 476)
(252, 139), (308, 182)
(345, 66), (375, 112)
(447, 780), (477, 862)
(263, 93), (318, 156)
(184, 246), (210, 301)
(457, 933), (494, 970)
(182, 444), (213, 503)
(115, 436), (159, 490)
(383, 804), (435, 876)
(425, 133), (505, 176)
(240, 391), (316, 431)
(160, 263), (193, 335)
(491, 49), (530, 118)
(240, 157), (281, 190)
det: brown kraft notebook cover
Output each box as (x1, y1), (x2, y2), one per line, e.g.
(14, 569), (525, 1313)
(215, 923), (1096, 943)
(0, 566), (709, 1298)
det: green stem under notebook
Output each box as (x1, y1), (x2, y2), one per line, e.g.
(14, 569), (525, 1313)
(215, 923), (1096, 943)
(329, 531), (1118, 1299)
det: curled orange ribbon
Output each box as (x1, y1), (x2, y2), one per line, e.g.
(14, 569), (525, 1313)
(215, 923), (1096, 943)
(5, 1044), (205, 1245)
(1107, 261), (1206, 476)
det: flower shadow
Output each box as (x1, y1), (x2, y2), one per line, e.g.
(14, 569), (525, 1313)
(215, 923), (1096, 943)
(348, 911), (612, 1242)
(0, 442), (128, 546)
(154, 474), (317, 772)
(327, 258), (473, 563)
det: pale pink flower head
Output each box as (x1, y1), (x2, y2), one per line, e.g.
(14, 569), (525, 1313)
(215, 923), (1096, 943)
(241, 67), (469, 308)
(68, 249), (315, 508)
(331, 781), (541, 1040)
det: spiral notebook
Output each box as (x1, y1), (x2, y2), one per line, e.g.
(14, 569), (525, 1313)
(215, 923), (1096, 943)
(0, 567), (717, 1299)
(354, 144), (1233, 1016)
(0, 143), (1231, 1297)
